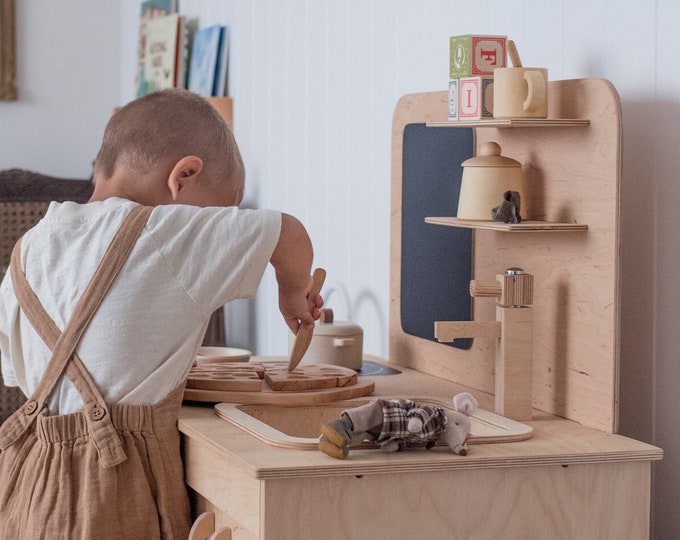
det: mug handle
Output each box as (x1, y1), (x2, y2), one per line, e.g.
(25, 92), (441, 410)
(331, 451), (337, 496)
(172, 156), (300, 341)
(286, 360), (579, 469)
(523, 70), (546, 112)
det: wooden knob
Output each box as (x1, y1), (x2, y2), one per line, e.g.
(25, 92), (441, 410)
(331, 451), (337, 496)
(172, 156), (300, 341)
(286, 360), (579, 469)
(319, 308), (334, 323)
(470, 280), (502, 298)
(498, 271), (534, 306)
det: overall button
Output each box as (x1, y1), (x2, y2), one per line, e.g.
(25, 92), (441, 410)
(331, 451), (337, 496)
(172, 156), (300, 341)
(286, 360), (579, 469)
(24, 400), (38, 415)
(90, 405), (106, 421)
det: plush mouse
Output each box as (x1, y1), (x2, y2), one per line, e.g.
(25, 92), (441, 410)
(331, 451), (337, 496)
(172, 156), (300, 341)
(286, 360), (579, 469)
(319, 393), (478, 459)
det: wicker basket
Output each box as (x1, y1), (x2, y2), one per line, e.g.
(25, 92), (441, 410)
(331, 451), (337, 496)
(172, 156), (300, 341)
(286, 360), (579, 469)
(0, 202), (51, 423)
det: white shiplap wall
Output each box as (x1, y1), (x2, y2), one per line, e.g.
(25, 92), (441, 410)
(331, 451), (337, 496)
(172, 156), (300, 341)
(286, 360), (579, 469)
(122, 0), (640, 361)
(118, 1), (679, 537)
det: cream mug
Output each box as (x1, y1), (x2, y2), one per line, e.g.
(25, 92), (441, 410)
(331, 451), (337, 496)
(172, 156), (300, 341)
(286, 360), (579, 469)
(492, 67), (548, 118)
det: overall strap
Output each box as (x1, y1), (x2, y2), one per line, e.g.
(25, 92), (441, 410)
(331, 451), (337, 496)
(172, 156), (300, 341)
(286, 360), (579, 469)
(0, 205), (152, 468)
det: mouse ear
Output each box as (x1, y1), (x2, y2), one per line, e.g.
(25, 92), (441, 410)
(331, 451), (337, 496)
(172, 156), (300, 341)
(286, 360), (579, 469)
(453, 393), (478, 417)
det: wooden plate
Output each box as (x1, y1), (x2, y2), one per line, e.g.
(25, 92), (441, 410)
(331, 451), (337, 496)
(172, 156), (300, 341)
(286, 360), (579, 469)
(264, 364), (358, 391)
(183, 363), (374, 404)
(196, 346), (251, 364)
(186, 363), (265, 392)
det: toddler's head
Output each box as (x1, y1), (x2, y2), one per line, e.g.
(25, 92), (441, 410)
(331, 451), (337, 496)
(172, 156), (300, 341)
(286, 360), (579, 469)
(93, 89), (244, 207)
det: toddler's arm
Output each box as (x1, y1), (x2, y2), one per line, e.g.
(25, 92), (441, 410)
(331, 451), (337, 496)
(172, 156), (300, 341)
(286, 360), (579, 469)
(270, 213), (322, 334)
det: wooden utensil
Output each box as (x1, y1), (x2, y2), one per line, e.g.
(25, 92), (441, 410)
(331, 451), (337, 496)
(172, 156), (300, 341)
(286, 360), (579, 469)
(507, 39), (522, 67)
(287, 268), (326, 371)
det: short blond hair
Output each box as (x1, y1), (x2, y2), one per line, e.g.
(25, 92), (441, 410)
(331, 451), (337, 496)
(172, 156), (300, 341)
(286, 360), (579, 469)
(94, 89), (244, 189)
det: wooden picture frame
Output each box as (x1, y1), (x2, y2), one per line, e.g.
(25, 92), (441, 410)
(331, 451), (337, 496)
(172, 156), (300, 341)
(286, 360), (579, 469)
(0, 0), (17, 101)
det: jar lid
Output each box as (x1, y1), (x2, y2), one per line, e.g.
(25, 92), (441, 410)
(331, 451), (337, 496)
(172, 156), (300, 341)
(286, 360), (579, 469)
(461, 141), (520, 168)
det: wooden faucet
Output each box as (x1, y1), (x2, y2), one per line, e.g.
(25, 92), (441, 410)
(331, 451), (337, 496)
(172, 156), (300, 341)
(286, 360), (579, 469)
(435, 268), (534, 421)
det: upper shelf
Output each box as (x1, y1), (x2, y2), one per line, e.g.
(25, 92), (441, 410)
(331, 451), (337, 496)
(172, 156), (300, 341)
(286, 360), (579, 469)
(425, 216), (588, 232)
(426, 118), (590, 129)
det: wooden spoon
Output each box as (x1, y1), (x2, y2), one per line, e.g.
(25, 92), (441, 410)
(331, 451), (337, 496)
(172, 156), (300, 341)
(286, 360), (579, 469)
(287, 268), (326, 372)
(507, 40), (522, 67)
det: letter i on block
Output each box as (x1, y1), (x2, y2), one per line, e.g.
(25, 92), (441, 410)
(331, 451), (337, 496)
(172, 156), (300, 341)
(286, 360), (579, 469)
(459, 76), (494, 120)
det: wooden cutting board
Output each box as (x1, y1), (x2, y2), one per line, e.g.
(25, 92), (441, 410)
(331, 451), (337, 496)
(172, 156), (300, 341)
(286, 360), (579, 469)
(264, 364), (358, 391)
(183, 362), (375, 404)
(186, 364), (266, 392)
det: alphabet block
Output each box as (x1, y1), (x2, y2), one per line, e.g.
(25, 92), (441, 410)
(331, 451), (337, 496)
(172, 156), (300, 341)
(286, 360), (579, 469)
(448, 79), (459, 121)
(450, 35), (506, 78)
(458, 76), (494, 121)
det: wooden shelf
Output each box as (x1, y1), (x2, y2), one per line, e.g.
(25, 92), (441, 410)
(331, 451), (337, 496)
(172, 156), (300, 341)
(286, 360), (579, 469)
(426, 118), (590, 129)
(425, 216), (588, 232)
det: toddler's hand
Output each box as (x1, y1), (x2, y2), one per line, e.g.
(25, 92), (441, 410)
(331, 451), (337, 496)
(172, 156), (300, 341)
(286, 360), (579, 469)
(279, 275), (323, 334)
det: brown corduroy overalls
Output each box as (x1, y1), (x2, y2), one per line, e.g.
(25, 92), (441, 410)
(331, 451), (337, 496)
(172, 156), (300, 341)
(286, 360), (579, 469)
(0, 206), (191, 539)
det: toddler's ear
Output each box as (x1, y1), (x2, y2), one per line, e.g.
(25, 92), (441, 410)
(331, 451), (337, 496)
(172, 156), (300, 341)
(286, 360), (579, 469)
(167, 156), (204, 201)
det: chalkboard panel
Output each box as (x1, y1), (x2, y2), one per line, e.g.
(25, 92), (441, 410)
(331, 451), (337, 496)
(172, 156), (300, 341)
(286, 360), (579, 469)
(401, 123), (473, 349)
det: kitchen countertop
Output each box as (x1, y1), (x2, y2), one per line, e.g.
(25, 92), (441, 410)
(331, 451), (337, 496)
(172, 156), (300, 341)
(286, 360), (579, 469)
(178, 356), (662, 480)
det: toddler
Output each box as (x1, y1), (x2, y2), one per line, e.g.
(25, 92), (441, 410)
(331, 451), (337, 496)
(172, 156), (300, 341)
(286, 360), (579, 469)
(0, 89), (322, 539)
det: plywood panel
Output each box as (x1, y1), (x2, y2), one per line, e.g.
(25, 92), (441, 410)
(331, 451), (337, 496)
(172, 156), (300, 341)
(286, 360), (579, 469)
(183, 437), (261, 538)
(260, 461), (651, 540)
(475, 79), (621, 432)
(390, 80), (621, 433)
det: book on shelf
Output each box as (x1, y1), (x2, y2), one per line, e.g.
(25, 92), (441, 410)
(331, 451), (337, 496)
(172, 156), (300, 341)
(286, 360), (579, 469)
(188, 25), (230, 97)
(136, 0), (178, 97)
(214, 26), (230, 97)
(143, 13), (188, 94)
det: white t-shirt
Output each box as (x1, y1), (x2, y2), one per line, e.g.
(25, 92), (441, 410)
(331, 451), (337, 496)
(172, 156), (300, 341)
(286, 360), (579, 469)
(0, 198), (281, 414)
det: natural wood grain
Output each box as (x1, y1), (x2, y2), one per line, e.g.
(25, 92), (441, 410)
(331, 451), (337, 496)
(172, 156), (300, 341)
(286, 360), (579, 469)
(209, 528), (232, 540)
(207, 97), (233, 125)
(181, 375), (660, 539)
(390, 79), (621, 432)
(435, 320), (501, 340)
(183, 438), (261, 538)
(186, 364), (265, 392)
(184, 362), (367, 401)
(214, 398), (534, 451)
(264, 364), (356, 391)
(258, 461), (651, 540)
(426, 118), (590, 128)
(425, 216), (588, 231)
(495, 306), (534, 421)
(179, 359), (662, 481)
(183, 377), (375, 405)
(498, 272), (533, 307)
(180, 356), (660, 538)
(469, 279), (502, 297)
(189, 492), (257, 540)
(188, 512), (215, 540)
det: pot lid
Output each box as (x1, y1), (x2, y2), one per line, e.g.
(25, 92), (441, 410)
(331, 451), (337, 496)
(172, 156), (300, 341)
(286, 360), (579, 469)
(313, 320), (363, 337)
(461, 141), (520, 168)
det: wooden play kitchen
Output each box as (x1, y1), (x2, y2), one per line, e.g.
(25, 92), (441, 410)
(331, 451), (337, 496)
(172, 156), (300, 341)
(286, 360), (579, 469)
(178, 78), (662, 539)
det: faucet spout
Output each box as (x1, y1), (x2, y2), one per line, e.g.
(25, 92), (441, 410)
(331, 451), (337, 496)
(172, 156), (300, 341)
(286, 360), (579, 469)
(435, 321), (501, 342)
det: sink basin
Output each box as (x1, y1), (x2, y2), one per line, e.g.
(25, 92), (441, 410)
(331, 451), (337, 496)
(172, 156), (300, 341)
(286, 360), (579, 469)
(215, 397), (533, 450)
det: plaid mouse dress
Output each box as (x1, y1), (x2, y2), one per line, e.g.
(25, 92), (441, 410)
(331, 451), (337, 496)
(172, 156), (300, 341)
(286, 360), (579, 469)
(0, 206), (191, 539)
(345, 398), (448, 451)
